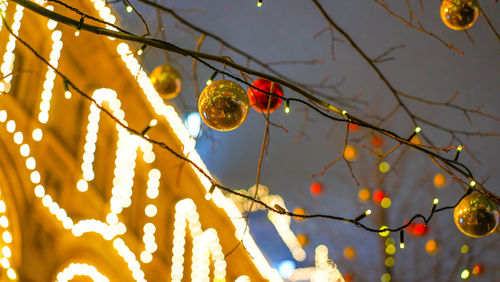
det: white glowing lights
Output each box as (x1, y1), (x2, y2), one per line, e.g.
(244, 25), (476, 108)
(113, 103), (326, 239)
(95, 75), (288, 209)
(37, 19), (63, 124)
(0, 185), (17, 280)
(56, 262), (110, 282)
(113, 238), (146, 281)
(0, 4), (23, 95)
(171, 199), (227, 282)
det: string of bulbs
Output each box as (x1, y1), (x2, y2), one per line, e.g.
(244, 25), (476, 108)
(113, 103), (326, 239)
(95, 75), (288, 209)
(5, 0), (499, 244)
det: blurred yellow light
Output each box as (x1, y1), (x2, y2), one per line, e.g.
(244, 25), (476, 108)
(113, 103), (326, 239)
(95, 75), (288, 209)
(381, 273), (391, 282)
(379, 226), (390, 237)
(381, 197), (391, 208)
(385, 244), (396, 255)
(461, 244), (469, 254)
(379, 162), (390, 173)
(385, 256), (395, 267)
(385, 237), (395, 246)
(460, 269), (469, 279)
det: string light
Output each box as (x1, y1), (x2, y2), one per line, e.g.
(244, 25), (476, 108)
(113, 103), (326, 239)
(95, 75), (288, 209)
(0, 4), (24, 95)
(454, 145), (463, 161)
(257, 0), (262, 7)
(63, 79), (71, 99)
(206, 71), (218, 85)
(284, 99), (290, 113)
(56, 262), (110, 282)
(273, 203), (287, 214)
(37, 16), (63, 124)
(460, 269), (470, 279)
(408, 126), (421, 140)
(399, 230), (405, 249)
(431, 198), (439, 214)
(140, 119), (158, 135)
(354, 209), (371, 222)
(205, 183), (216, 200)
(74, 16), (84, 37)
(137, 44), (146, 55)
(126, 5), (133, 13)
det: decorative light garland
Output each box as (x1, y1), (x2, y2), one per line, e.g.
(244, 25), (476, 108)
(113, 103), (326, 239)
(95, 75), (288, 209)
(0, 4), (23, 94)
(56, 262), (109, 282)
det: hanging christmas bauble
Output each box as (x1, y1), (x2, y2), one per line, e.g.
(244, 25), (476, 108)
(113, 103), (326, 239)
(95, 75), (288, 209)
(310, 181), (323, 196)
(453, 192), (499, 238)
(440, 0), (479, 31)
(149, 65), (182, 99)
(198, 80), (250, 131)
(247, 78), (284, 113)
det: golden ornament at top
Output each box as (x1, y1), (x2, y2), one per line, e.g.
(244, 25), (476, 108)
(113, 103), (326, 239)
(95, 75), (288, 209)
(198, 80), (249, 131)
(453, 192), (499, 238)
(440, 0), (479, 31)
(149, 65), (182, 99)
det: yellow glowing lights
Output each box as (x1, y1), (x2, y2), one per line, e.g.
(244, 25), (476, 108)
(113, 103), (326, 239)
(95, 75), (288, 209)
(385, 257), (395, 267)
(379, 226), (390, 237)
(0, 4), (24, 95)
(379, 162), (390, 173)
(460, 269), (470, 279)
(461, 244), (469, 254)
(385, 244), (396, 255)
(257, 0), (262, 7)
(0, 185), (15, 279)
(381, 197), (391, 208)
(381, 273), (391, 282)
(433, 198), (439, 205)
(56, 263), (110, 282)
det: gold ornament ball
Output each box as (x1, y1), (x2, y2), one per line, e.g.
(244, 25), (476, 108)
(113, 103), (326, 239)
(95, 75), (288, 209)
(198, 80), (249, 131)
(149, 65), (182, 99)
(454, 192), (499, 238)
(440, 0), (479, 31)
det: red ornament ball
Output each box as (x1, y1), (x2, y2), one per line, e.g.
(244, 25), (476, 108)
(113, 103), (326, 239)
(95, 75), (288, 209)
(373, 190), (386, 204)
(247, 78), (284, 113)
(310, 181), (323, 196)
